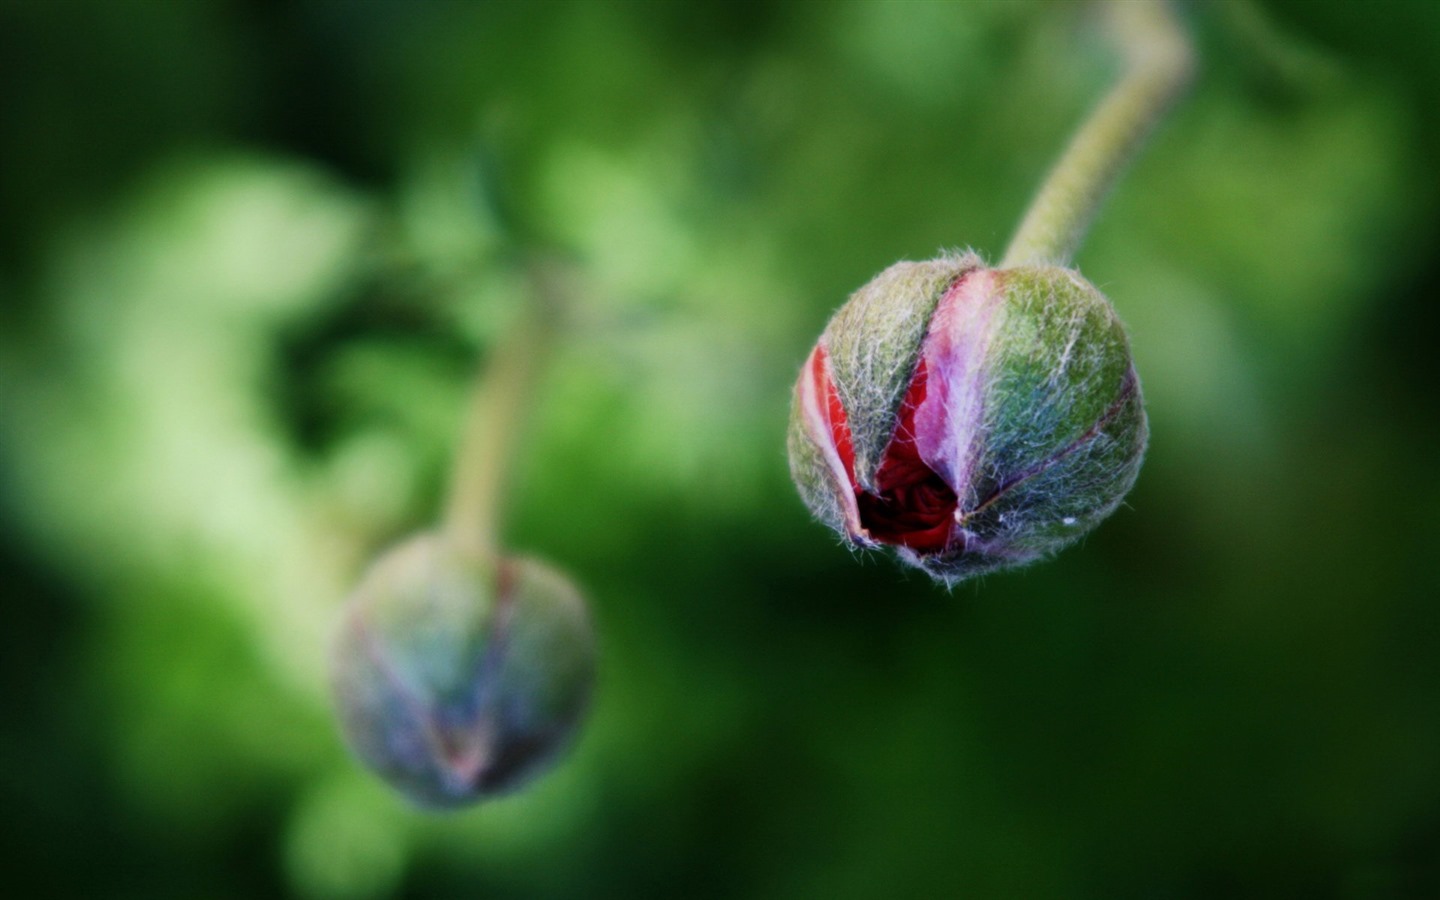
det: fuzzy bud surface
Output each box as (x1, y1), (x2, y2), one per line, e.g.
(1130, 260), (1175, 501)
(331, 533), (596, 808)
(788, 253), (1146, 585)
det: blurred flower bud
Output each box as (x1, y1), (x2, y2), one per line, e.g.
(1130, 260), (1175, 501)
(788, 253), (1146, 585)
(331, 533), (596, 808)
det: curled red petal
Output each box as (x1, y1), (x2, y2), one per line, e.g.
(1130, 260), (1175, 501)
(814, 346), (856, 487)
(855, 359), (958, 553)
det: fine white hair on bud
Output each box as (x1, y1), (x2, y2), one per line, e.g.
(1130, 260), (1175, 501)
(788, 254), (1146, 586)
(330, 533), (596, 808)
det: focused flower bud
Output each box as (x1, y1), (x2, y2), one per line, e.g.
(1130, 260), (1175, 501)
(331, 533), (596, 808)
(788, 253), (1146, 585)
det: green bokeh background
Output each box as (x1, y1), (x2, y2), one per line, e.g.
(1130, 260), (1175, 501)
(3, 0), (1439, 896)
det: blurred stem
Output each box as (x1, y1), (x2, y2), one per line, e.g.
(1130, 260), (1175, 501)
(444, 262), (566, 559)
(1000, 0), (1194, 269)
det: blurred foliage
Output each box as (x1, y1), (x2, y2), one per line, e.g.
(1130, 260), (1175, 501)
(2, 0), (1440, 897)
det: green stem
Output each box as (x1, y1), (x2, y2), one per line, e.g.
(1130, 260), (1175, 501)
(444, 262), (566, 559)
(1000, 0), (1194, 269)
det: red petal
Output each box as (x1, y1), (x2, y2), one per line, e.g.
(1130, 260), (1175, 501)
(856, 359), (958, 553)
(811, 345), (856, 487)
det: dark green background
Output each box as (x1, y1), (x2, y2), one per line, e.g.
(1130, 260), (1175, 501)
(3, 0), (1439, 897)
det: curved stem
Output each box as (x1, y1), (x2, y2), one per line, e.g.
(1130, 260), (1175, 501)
(444, 262), (567, 559)
(1000, 0), (1194, 269)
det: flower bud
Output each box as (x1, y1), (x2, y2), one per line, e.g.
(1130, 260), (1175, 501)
(330, 533), (596, 808)
(788, 253), (1146, 585)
